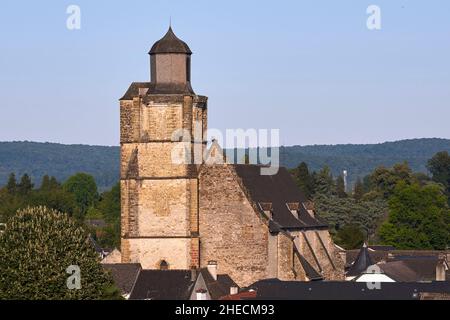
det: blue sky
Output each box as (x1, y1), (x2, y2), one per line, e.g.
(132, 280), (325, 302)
(0, 0), (449, 146)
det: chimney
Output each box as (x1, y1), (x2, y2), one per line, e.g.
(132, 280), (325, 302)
(196, 289), (207, 300)
(207, 260), (218, 281)
(230, 286), (239, 295)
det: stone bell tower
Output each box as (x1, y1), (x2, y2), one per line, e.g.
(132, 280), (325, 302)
(119, 27), (207, 270)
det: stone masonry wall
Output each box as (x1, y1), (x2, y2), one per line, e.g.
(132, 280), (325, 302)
(137, 179), (191, 236)
(277, 233), (295, 281)
(121, 143), (192, 178)
(199, 165), (270, 287)
(126, 238), (191, 270)
(293, 230), (345, 280)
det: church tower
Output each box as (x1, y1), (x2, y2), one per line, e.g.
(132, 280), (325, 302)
(119, 27), (207, 270)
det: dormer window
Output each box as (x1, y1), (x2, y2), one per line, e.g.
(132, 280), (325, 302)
(302, 201), (315, 218)
(286, 202), (300, 219)
(258, 202), (273, 219)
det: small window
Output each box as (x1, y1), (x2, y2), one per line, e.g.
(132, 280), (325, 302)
(159, 260), (169, 270)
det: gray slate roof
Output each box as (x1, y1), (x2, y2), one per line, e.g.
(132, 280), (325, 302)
(379, 256), (445, 282)
(149, 27), (192, 55)
(233, 165), (328, 231)
(199, 268), (239, 300)
(103, 263), (142, 295)
(346, 243), (374, 277)
(120, 82), (195, 100)
(248, 279), (450, 300)
(129, 270), (195, 300)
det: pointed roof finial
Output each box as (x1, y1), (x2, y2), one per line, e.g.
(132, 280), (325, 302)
(149, 25), (192, 55)
(169, 16), (172, 28)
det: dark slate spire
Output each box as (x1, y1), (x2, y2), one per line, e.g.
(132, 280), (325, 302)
(149, 26), (192, 55)
(346, 243), (374, 277)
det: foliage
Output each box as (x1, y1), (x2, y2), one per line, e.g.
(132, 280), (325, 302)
(0, 141), (119, 191)
(63, 173), (99, 219)
(291, 162), (315, 199)
(335, 225), (365, 249)
(97, 183), (120, 224)
(18, 173), (33, 195)
(40, 175), (60, 191)
(0, 206), (121, 300)
(0, 174), (120, 249)
(277, 138), (450, 187)
(367, 162), (414, 199)
(378, 182), (450, 250)
(94, 183), (121, 249)
(6, 173), (17, 194)
(353, 178), (365, 201)
(428, 151), (450, 199)
(313, 193), (388, 240)
(335, 175), (347, 198)
(2, 138), (450, 191)
(313, 166), (334, 195)
(0, 174), (79, 222)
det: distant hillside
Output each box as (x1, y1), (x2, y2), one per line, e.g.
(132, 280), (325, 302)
(0, 142), (119, 191)
(278, 138), (450, 185)
(0, 138), (449, 190)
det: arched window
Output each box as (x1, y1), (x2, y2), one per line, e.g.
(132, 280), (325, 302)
(159, 260), (169, 270)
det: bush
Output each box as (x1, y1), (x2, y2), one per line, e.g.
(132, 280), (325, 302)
(0, 206), (121, 300)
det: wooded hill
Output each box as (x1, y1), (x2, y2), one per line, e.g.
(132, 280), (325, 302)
(1, 138), (449, 189)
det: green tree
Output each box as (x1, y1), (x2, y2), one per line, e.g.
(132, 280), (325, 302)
(97, 183), (120, 223)
(0, 206), (121, 299)
(413, 172), (432, 186)
(0, 189), (24, 223)
(378, 182), (450, 249)
(94, 183), (121, 248)
(368, 162), (414, 199)
(63, 173), (98, 218)
(353, 177), (365, 201)
(293, 162), (315, 198)
(428, 151), (450, 197)
(335, 225), (365, 249)
(40, 175), (60, 191)
(28, 189), (79, 218)
(6, 173), (17, 194)
(17, 174), (34, 195)
(314, 166), (334, 195)
(336, 175), (347, 198)
(314, 193), (387, 239)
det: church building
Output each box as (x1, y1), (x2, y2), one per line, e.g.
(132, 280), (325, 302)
(119, 27), (345, 286)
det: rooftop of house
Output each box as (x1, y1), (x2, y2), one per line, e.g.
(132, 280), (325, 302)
(199, 268), (239, 300)
(247, 279), (450, 300)
(129, 269), (195, 300)
(378, 257), (449, 282)
(102, 263), (142, 296)
(346, 247), (448, 265)
(114, 266), (239, 300)
(346, 244), (449, 281)
(346, 243), (374, 277)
